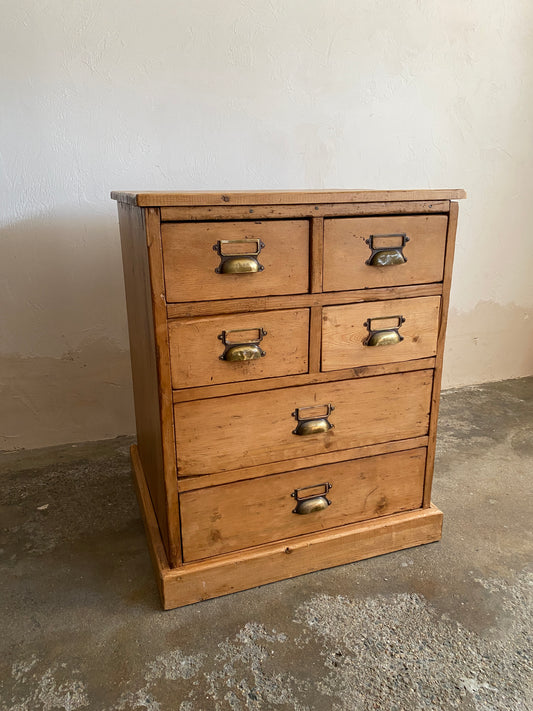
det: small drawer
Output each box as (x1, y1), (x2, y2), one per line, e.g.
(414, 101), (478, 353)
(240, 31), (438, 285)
(180, 447), (426, 561)
(174, 370), (432, 477)
(168, 308), (309, 389)
(321, 295), (440, 371)
(161, 220), (309, 302)
(323, 215), (448, 292)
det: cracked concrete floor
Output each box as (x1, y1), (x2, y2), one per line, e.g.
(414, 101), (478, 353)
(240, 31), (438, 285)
(0, 377), (531, 710)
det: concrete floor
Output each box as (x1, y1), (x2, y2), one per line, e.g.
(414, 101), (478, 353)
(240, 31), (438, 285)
(0, 378), (531, 711)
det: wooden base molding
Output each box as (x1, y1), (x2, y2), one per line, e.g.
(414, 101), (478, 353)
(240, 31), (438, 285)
(131, 445), (443, 610)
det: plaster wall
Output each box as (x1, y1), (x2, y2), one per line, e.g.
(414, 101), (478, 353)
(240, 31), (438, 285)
(1, 0), (532, 450)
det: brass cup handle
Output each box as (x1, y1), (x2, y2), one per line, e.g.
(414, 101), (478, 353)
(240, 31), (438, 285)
(213, 238), (265, 274)
(292, 483), (332, 514)
(218, 328), (267, 361)
(292, 404), (334, 436)
(364, 315), (405, 346)
(365, 233), (409, 266)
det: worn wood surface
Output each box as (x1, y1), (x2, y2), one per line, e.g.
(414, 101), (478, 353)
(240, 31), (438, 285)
(166, 283), (443, 319)
(180, 447), (426, 561)
(308, 306), (323, 374)
(143, 209), (182, 566)
(111, 188), (466, 207)
(168, 308), (309, 389)
(117, 204), (172, 557)
(323, 215), (448, 292)
(177, 435), (429, 492)
(159, 200), (451, 222)
(131, 436), (441, 612)
(172, 356), (436, 403)
(310, 217), (324, 293)
(174, 369), (433, 477)
(321, 296), (441, 371)
(423, 202), (460, 507)
(130, 444), (168, 600)
(161, 505), (443, 609)
(161, 220), (309, 303)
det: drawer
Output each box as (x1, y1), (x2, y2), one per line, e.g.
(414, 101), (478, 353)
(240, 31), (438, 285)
(174, 369), (432, 476)
(321, 295), (440, 371)
(323, 215), (448, 292)
(180, 447), (426, 561)
(168, 308), (309, 389)
(161, 220), (309, 302)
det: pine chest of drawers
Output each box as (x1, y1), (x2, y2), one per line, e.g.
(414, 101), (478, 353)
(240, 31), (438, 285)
(112, 189), (465, 609)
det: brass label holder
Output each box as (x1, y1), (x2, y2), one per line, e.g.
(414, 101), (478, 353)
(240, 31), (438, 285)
(365, 233), (409, 266)
(213, 238), (265, 274)
(363, 315), (405, 347)
(292, 403), (335, 436)
(218, 327), (267, 362)
(291, 482), (332, 515)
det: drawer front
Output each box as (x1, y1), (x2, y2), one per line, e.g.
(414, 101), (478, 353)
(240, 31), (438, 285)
(169, 308), (309, 389)
(321, 296), (441, 372)
(161, 220), (309, 302)
(323, 215), (448, 291)
(174, 369), (432, 476)
(180, 447), (426, 561)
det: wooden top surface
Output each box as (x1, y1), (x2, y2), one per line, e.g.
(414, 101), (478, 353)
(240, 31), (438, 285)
(111, 189), (466, 207)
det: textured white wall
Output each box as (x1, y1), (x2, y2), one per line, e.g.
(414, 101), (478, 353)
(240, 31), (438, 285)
(1, 0), (532, 449)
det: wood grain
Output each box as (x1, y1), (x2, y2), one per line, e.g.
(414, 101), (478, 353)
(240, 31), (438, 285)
(168, 308), (309, 389)
(321, 296), (441, 371)
(111, 188), (466, 207)
(161, 220), (309, 303)
(423, 202), (460, 507)
(310, 217), (324, 293)
(308, 306), (323, 374)
(131, 433), (440, 611)
(166, 283), (443, 319)
(144, 209), (182, 566)
(323, 215), (448, 292)
(177, 436), (429, 492)
(130, 443), (168, 600)
(161, 505), (443, 609)
(159, 200), (451, 222)
(180, 447), (426, 561)
(172, 357), (437, 403)
(174, 369), (433, 477)
(117, 204), (172, 557)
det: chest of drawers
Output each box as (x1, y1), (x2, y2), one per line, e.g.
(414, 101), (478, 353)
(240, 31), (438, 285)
(112, 189), (465, 609)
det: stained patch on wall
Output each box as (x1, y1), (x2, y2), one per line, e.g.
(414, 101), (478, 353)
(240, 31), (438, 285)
(0, 338), (134, 451)
(443, 301), (533, 389)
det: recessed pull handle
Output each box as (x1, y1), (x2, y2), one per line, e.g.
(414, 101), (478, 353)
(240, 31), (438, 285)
(213, 238), (265, 274)
(365, 233), (409, 266)
(292, 404), (334, 436)
(218, 328), (267, 361)
(291, 482), (332, 514)
(364, 315), (405, 346)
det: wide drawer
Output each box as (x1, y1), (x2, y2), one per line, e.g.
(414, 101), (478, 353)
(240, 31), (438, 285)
(168, 308), (309, 389)
(161, 220), (309, 302)
(323, 215), (448, 291)
(321, 296), (440, 371)
(180, 447), (426, 561)
(174, 369), (433, 476)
